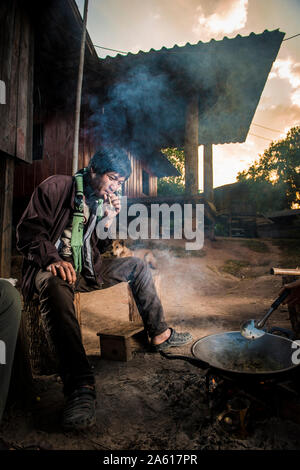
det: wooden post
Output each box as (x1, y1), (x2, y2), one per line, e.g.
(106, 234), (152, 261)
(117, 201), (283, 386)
(204, 143), (213, 203)
(72, 0), (89, 175)
(228, 214), (232, 238)
(282, 275), (300, 338)
(0, 155), (14, 277)
(203, 144), (215, 240)
(184, 94), (199, 195)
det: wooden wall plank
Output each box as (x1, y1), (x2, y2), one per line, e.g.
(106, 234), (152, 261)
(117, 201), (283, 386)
(138, 159), (142, 196)
(123, 152), (158, 198)
(13, 108), (97, 198)
(0, 1), (33, 162)
(0, 155), (15, 277)
(0, 1), (19, 156)
(16, 14), (33, 162)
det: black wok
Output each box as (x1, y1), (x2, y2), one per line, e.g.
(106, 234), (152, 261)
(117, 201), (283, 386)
(161, 331), (300, 382)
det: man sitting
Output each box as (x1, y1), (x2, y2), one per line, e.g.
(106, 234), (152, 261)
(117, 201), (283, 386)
(16, 147), (192, 431)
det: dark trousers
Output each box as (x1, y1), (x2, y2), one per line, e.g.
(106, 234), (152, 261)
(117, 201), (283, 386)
(35, 256), (168, 395)
(0, 280), (22, 421)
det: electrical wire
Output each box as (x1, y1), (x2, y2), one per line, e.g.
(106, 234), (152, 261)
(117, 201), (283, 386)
(249, 133), (274, 141)
(283, 33), (300, 41)
(252, 123), (282, 133)
(93, 44), (128, 54)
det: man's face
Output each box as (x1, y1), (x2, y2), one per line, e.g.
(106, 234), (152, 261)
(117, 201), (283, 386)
(89, 169), (126, 199)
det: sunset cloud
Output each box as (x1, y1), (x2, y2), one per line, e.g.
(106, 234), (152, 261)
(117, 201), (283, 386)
(193, 0), (248, 41)
(270, 58), (300, 107)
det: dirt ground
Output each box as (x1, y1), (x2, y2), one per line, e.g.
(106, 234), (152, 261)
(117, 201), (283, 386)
(2, 238), (300, 450)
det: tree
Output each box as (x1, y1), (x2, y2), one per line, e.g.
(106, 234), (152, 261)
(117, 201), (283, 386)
(157, 148), (185, 196)
(237, 126), (300, 210)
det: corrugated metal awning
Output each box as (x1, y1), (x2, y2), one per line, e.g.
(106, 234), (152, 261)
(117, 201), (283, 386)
(88, 29), (284, 150)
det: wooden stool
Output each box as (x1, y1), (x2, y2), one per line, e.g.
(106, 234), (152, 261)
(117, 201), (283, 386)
(97, 322), (147, 361)
(96, 269), (161, 361)
(23, 292), (81, 374)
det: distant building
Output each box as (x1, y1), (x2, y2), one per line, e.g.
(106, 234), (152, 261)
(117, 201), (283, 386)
(257, 209), (300, 239)
(214, 182), (257, 237)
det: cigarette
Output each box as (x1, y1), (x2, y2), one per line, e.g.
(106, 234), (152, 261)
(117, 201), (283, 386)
(108, 195), (112, 208)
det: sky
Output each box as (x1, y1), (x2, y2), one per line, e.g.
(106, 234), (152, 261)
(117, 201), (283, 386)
(76, 0), (300, 189)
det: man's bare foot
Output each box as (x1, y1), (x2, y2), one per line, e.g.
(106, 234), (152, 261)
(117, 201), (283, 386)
(152, 328), (171, 345)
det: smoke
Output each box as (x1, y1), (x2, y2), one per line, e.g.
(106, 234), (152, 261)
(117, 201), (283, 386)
(88, 64), (186, 155)
(192, 0), (248, 41)
(88, 32), (251, 154)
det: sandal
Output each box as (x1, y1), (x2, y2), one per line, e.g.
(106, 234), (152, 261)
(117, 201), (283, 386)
(62, 386), (96, 431)
(151, 328), (193, 352)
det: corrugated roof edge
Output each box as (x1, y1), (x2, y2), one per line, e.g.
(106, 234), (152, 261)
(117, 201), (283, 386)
(99, 29), (285, 62)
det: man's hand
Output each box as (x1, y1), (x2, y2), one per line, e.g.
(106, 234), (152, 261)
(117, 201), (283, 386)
(103, 193), (121, 216)
(46, 260), (77, 284)
(280, 279), (300, 306)
(103, 193), (121, 229)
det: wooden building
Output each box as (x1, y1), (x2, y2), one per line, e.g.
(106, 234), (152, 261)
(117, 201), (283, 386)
(213, 184), (300, 239)
(214, 182), (257, 237)
(0, 0), (285, 275)
(0, 0), (178, 276)
(0, 0), (35, 276)
(11, 1), (178, 213)
(257, 209), (300, 239)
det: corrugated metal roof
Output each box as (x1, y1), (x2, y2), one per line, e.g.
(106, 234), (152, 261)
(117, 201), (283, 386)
(100, 30), (282, 64)
(88, 29), (284, 156)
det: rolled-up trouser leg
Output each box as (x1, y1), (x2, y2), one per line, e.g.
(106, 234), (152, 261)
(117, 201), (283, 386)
(35, 271), (95, 396)
(0, 280), (22, 422)
(99, 257), (168, 338)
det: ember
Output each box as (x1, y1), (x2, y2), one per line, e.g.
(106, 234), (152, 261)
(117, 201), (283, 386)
(205, 368), (300, 438)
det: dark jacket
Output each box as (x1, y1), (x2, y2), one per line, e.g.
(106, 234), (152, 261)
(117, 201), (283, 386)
(16, 174), (104, 302)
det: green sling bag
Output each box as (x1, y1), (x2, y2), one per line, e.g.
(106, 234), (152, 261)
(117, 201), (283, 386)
(71, 171), (103, 272)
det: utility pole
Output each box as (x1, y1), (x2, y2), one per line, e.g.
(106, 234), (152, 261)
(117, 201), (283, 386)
(72, 0), (89, 175)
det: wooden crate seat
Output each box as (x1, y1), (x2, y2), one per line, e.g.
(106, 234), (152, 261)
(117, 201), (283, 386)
(22, 292), (81, 375)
